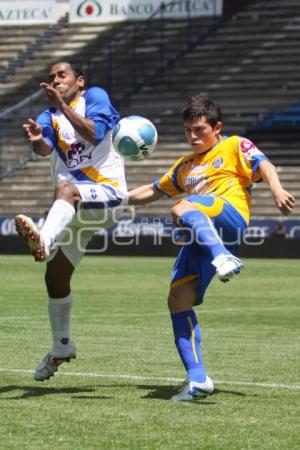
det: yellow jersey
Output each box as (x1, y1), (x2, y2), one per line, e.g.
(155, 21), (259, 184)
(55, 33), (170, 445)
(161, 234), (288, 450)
(153, 135), (268, 223)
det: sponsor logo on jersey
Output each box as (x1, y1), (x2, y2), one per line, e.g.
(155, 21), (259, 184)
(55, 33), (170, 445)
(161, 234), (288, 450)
(240, 138), (264, 161)
(240, 139), (255, 153)
(194, 180), (210, 194)
(183, 175), (205, 188)
(66, 142), (93, 168)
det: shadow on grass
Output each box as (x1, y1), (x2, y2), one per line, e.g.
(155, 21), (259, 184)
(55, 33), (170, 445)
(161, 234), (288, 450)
(138, 384), (248, 403)
(0, 383), (250, 402)
(0, 385), (112, 400)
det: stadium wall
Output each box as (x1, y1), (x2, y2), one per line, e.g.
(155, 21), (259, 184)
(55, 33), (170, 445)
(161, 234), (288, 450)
(1, 216), (300, 257)
(1, 235), (300, 258)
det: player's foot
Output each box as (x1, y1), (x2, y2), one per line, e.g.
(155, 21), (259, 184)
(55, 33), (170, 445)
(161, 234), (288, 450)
(15, 214), (48, 262)
(171, 376), (214, 401)
(34, 342), (77, 381)
(212, 254), (244, 282)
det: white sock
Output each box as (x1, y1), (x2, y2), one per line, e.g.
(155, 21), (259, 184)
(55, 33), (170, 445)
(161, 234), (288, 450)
(48, 294), (73, 354)
(41, 199), (75, 252)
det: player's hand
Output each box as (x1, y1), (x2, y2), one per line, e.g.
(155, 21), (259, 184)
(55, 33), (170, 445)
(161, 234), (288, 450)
(273, 188), (295, 215)
(40, 82), (65, 109)
(22, 118), (43, 142)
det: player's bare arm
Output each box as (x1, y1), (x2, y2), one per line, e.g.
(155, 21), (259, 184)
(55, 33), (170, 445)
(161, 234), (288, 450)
(40, 82), (96, 145)
(258, 159), (295, 215)
(128, 183), (163, 205)
(22, 118), (51, 156)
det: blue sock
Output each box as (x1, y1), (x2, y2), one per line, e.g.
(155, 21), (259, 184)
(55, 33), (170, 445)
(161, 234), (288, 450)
(171, 310), (207, 383)
(180, 210), (230, 259)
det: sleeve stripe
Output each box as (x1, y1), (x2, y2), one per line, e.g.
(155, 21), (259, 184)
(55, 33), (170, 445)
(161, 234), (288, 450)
(153, 179), (171, 197)
(170, 160), (189, 192)
(251, 154), (269, 173)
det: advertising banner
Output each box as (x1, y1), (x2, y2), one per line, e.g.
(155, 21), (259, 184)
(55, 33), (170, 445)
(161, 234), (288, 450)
(0, 0), (55, 25)
(1, 216), (300, 238)
(69, 0), (223, 23)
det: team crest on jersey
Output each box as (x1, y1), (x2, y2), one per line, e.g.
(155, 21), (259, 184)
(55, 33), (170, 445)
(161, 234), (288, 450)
(212, 157), (224, 169)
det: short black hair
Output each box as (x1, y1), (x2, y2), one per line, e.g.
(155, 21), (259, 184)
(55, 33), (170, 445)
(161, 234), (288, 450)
(50, 60), (85, 79)
(182, 96), (223, 128)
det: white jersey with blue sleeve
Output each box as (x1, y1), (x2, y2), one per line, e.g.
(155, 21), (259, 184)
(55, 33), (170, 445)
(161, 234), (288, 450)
(36, 87), (127, 198)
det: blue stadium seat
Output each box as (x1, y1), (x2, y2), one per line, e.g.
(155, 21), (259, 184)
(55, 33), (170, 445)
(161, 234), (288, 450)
(254, 102), (300, 129)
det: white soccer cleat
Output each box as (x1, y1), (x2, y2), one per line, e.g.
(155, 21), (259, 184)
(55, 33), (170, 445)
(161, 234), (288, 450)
(212, 254), (244, 282)
(34, 342), (77, 381)
(171, 376), (214, 401)
(15, 214), (48, 262)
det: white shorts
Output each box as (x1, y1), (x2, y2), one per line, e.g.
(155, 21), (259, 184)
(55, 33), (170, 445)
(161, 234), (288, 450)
(49, 183), (127, 267)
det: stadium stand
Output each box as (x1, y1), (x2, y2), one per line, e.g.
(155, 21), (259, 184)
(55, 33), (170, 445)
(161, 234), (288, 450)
(124, 0), (300, 137)
(0, 0), (299, 219)
(0, 18), (113, 107)
(121, 0), (300, 217)
(247, 102), (300, 166)
(0, 16), (68, 86)
(0, 24), (50, 94)
(255, 103), (300, 131)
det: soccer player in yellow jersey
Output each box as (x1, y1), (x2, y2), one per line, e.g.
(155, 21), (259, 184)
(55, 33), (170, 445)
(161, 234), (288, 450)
(129, 96), (295, 401)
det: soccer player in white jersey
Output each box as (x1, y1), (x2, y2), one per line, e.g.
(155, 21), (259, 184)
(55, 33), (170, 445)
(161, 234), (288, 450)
(15, 61), (127, 381)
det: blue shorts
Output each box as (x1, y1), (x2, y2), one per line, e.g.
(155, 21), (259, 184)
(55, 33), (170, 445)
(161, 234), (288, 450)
(171, 195), (247, 305)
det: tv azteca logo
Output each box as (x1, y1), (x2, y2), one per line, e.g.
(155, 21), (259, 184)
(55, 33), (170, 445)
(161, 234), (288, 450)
(77, 0), (102, 17)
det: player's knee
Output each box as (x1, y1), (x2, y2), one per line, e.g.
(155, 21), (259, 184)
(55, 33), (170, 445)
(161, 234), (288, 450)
(54, 181), (80, 205)
(168, 282), (198, 313)
(167, 290), (175, 312)
(168, 288), (185, 313)
(171, 199), (195, 222)
(45, 267), (57, 292)
(45, 266), (71, 298)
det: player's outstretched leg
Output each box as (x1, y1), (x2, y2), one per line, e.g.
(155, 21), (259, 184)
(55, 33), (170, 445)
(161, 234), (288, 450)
(15, 214), (48, 262)
(16, 198), (76, 263)
(179, 209), (244, 282)
(34, 341), (77, 381)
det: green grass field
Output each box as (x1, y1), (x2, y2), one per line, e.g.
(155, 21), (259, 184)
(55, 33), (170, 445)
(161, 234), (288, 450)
(0, 255), (299, 450)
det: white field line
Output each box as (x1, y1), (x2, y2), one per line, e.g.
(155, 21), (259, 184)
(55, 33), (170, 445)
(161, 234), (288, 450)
(0, 368), (299, 391)
(0, 305), (299, 321)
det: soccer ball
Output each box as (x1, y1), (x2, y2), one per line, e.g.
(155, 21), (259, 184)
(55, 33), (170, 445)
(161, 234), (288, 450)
(112, 115), (157, 161)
